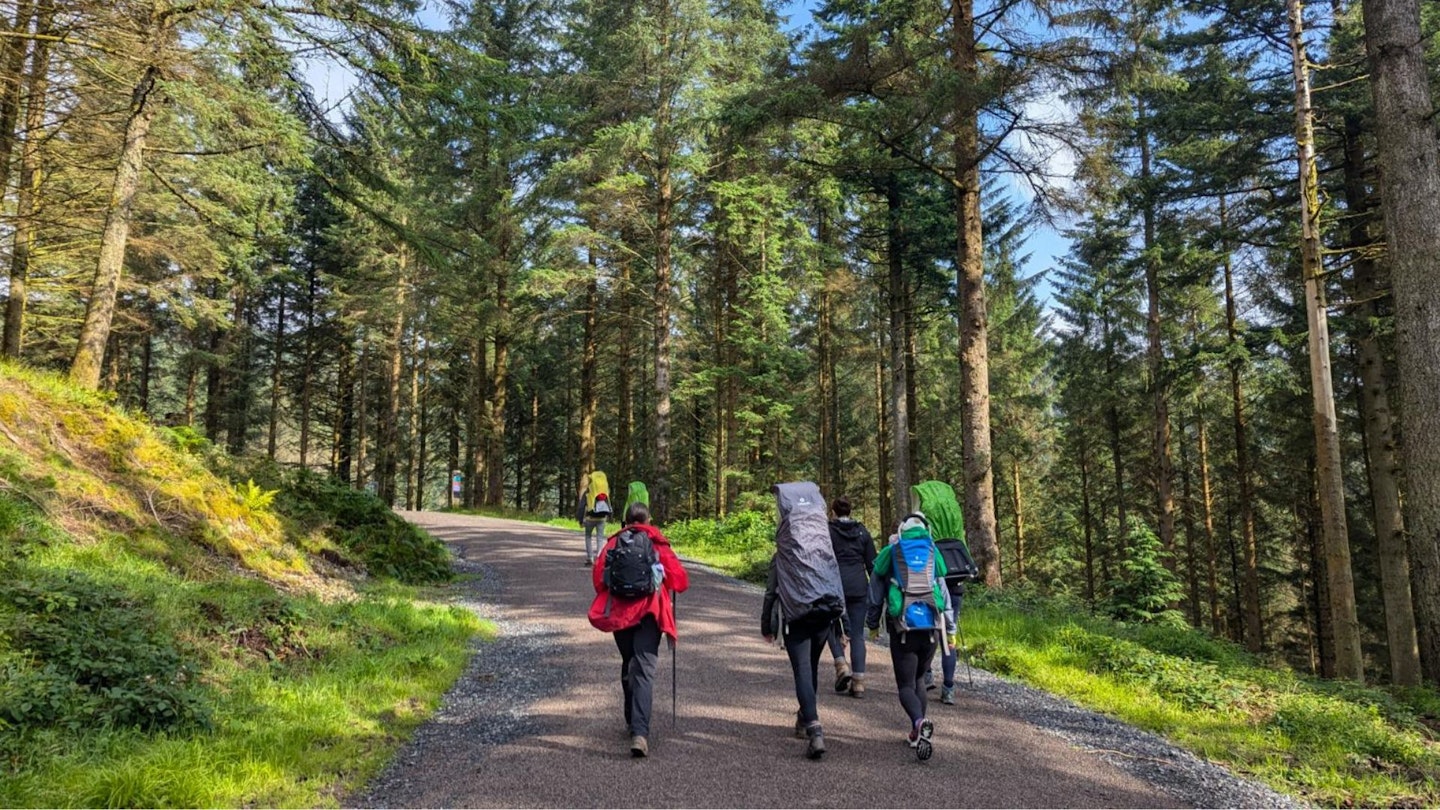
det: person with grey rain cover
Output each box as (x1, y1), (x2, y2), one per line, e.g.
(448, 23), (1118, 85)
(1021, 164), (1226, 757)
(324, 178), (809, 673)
(761, 482), (845, 760)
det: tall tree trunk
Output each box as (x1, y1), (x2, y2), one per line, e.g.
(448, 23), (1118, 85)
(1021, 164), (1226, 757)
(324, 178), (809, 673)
(886, 173), (912, 517)
(875, 335), (891, 532)
(579, 247), (599, 475)
(1138, 106), (1177, 562)
(1361, 0), (1440, 685)
(1080, 435), (1096, 602)
(336, 341), (355, 484)
(356, 342), (369, 491)
(298, 258), (317, 468)
(71, 66), (161, 389)
(0, 0), (36, 203)
(1221, 197), (1265, 650)
(267, 287), (285, 460)
(952, 0), (1000, 585)
(1012, 458), (1025, 581)
(1341, 115), (1421, 686)
(1291, 0), (1363, 681)
(378, 248), (407, 506)
(2, 0), (51, 358)
(653, 127), (674, 522)
(1197, 408), (1223, 635)
(486, 268), (511, 507)
(1179, 417), (1202, 626)
(616, 250), (634, 487)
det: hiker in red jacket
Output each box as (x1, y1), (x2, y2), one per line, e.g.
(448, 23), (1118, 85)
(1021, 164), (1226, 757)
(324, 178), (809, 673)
(588, 503), (690, 758)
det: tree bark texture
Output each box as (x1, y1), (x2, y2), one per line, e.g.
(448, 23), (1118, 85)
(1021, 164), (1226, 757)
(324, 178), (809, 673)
(1291, 0), (1364, 681)
(71, 66), (161, 389)
(1362, 0), (1440, 685)
(952, 0), (1000, 585)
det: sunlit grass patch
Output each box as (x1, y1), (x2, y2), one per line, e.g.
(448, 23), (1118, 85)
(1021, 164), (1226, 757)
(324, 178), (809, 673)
(962, 589), (1440, 808)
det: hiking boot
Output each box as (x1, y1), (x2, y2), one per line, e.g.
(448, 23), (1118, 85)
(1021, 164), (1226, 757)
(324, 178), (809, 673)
(924, 669), (936, 691)
(849, 673), (866, 699)
(630, 735), (648, 758)
(833, 658), (853, 693)
(941, 685), (956, 705)
(805, 722), (826, 760)
(908, 718), (934, 761)
(794, 711), (807, 738)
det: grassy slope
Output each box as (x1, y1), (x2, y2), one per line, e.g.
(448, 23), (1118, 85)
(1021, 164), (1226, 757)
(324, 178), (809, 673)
(0, 364), (482, 807)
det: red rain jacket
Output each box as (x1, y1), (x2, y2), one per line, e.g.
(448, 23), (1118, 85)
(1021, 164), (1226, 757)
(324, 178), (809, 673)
(588, 523), (690, 640)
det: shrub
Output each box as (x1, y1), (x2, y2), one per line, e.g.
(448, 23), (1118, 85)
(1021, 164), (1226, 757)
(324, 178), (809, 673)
(0, 568), (210, 734)
(666, 510), (775, 582)
(228, 462), (451, 585)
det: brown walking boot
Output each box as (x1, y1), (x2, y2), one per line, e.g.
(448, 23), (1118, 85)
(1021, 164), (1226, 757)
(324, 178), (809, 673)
(833, 658), (853, 692)
(849, 673), (866, 698)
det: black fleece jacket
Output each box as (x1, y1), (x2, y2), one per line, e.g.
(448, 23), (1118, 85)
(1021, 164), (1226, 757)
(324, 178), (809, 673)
(829, 517), (876, 600)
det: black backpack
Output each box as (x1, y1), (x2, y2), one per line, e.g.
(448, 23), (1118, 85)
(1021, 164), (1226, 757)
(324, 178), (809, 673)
(935, 538), (980, 585)
(603, 528), (658, 599)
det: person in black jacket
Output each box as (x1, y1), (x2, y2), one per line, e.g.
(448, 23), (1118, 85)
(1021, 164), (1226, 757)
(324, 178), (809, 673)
(824, 496), (876, 697)
(761, 559), (834, 760)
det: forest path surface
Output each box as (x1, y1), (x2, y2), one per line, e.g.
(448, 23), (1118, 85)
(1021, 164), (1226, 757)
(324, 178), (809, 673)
(356, 511), (1186, 809)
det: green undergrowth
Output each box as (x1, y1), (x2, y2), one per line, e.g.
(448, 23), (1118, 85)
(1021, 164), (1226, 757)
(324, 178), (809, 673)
(663, 511), (774, 582)
(445, 504), (580, 531)
(0, 363), (478, 806)
(966, 586), (1440, 808)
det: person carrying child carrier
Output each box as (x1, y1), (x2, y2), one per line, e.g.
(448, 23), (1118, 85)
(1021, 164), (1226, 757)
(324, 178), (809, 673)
(576, 471), (615, 566)
(911, 480), (979, 705)
(588, 503), (690, 758)
(866, 512), (952, 761)
(824, 496), (876, 698)
(761, 481), (846, 760)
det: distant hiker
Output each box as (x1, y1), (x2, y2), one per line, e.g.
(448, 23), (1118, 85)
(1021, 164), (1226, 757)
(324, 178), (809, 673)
(824, 496), (876, 698)
(621, 480), (650, 521)
(911, 480), (980, 705)
(576, 471), (614, 566)
(588, 502), (690, 758)
(866, 512), (952, 761)
(761, 482), (845, 760)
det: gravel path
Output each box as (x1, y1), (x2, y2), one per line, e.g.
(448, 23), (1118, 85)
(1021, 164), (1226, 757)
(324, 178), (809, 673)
(349, 512), (1301, 809)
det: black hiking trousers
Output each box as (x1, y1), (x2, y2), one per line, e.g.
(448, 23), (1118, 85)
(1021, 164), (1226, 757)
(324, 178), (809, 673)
(784, 617), (832, 726)
(890, 629), (939, 727)
(615, 615), (661, 737)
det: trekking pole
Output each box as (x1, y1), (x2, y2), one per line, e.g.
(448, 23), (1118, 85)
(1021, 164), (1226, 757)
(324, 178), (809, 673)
(956, 613), (974, 688)
(671, 589), (678, 729)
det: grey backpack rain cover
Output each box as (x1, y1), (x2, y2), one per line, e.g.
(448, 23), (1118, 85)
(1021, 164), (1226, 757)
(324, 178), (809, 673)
(772, 481), (846, 626)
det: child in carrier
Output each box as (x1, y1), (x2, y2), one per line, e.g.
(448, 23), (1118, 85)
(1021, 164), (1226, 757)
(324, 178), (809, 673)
(587, 503), (690, 758)
(866, 512), (952, 761)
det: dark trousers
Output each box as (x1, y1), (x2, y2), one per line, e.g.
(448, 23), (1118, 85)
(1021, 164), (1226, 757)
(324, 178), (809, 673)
(890, 630), (939, 725)
(826, 598), (869, 675)
(784, 619), (831, 724)
(614, 615), (661, 736)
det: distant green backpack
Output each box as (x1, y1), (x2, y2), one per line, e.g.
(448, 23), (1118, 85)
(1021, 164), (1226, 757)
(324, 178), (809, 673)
(621, 481), (649, 520)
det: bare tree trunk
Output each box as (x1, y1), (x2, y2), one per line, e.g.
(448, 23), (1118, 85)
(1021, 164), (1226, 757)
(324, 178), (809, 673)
(336, 341), (355, 484)
(267, 287), (285, 459)
(1220, 197), (1265, 650)
(886, 174), (912, 517)
(875, 335), (891, 532)
(653, 134), (674, 521)
(356, 342), (370, 492)
(1180, 417), (1202, 625)
(1080, 436), (1096, 602)
(616, 250), (634, 487)
(1138, 108), (1177, 563)
(952, 0), (999, 585)
(1198, 408), (1223, 635)
(1362, 0), (1440, 685)
(1341, 115), (1421, 686)
(1291, 0), (1363, 680)
(2, 0), (51, 358)
(0, 0), (36, 203)
(71, 66), (161, 389)
(579, 247), (599, 475)
(1012, 458), (1025, 581)
(486, 262), (511, 507)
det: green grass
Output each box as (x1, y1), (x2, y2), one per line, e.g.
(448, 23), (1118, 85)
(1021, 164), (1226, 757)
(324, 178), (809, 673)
(0, 524), (484, 808)
(0, 365), (482, 807)
(965, 587), (1440, 809)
